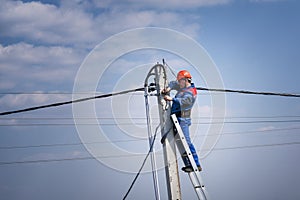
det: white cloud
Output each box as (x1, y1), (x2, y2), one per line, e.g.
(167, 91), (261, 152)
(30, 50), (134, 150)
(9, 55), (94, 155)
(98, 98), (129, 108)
(0, 92), (71, 111)
(136, 0), (232, 8)
(0, 1), (205, 47)
(0, 43), (81, 65)
(0, 43), (84, 90)
(94, 10), (200, 38)
(0, 0), (231, 96)
(92, 0), (232, 9)
(0, 1), (97, 46)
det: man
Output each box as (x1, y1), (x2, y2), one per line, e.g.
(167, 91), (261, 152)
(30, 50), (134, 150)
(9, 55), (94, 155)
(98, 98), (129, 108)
(163, 70), (202, 172)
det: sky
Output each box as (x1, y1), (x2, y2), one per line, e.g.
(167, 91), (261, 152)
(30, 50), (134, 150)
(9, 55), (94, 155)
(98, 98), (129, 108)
(0, 0), (300, 200)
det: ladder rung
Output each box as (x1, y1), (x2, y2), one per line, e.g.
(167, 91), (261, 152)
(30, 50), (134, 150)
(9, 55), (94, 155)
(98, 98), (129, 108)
(194, 185), (205, 189)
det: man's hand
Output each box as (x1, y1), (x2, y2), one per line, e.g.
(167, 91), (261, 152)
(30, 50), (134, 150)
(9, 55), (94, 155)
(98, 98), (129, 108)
(164, 95), (173, 101)
(161, 87), (171, 94)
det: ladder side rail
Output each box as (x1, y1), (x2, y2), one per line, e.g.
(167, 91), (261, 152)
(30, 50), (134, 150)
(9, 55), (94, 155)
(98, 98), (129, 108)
(188, 173), (208, 200)
(171, 114), (207, 200)
(171, 114), (200, 172)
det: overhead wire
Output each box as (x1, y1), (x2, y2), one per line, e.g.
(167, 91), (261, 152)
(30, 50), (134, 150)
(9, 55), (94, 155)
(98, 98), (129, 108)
(0, 141), (299, 166)
(0, 139), (148, 150)
(212, 141), (300, 151)
(1, 119), (300, 126)
(0, 152), (147, 166)
(1, 87), (300, 116)
(2, 115), (300, 120)
(197, 87), (300, 98)
(0, 87), (144, 116)
(0, 126), (299, 150)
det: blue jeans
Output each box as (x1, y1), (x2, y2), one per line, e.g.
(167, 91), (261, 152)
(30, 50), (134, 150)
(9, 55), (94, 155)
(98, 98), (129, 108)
(178, 117), (201, 167)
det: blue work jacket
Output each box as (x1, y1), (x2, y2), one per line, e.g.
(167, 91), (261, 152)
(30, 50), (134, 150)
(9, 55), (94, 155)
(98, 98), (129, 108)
(168, 81), (197, 116)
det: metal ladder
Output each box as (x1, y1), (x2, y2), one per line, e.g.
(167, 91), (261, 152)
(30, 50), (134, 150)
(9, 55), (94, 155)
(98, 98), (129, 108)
(170, 114), (208, 200)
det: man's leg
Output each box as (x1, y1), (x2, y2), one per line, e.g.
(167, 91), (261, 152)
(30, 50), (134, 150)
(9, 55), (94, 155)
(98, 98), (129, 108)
(179, 118), (201, 167)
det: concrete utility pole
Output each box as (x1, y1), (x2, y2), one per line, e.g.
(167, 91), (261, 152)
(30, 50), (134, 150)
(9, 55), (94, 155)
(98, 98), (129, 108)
(144, 63), (181, 200)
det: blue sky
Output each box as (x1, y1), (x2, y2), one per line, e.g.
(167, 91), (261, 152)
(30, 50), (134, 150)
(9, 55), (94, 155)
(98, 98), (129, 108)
(1, 0), (300, 200)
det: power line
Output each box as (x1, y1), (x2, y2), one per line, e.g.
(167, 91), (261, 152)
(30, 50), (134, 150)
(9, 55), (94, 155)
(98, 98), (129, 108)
(0, 92), (139, 95)
(0, 87), (144, 116)
(1, 115), (300, 120)
(197, 87), (300, 97)
(211, 126), (300, 136)
(0, 139), (148, 150)
(1, 126), (299, 150)
(1, 119), (300, 126)
(0, 91), (217, 96)
(212, 141), (300, 151)
(1, 87), (300, 116)
(0, 153), (146, 166)
(1, 127), (299, 151)
(0, 141), (299, 166)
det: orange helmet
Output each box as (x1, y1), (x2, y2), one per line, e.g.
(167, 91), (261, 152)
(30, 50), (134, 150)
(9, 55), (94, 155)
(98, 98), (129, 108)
(177, 70), (192, 81)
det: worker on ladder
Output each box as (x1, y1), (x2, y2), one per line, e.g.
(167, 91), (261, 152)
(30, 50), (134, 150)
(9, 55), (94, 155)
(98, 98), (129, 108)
(163, 70), (202, 173)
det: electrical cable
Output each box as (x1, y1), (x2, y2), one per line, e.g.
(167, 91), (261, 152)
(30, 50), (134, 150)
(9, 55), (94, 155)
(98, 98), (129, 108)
(0, 127), (300, 150)
(0, 87), (144, 116)
(1, 119), (300, 126)
(197, 87), (300, 97)
(1, 115), (300, 120)
(0, 139), (148, 150)
(122, 124), (160, 200)
(1, 86), (299, 116)
(161, 60), (300, 98)
(163, 59), (177, 78)
(212, 141), (300, 151)
(1, 126), (299, 150)
(0, 141), (299, 166)
(0, 153), (147, 166)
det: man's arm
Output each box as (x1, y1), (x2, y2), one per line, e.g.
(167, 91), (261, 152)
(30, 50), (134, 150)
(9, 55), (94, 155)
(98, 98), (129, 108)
(165, 90), (194, 106)
(162, 81), (179, 101)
